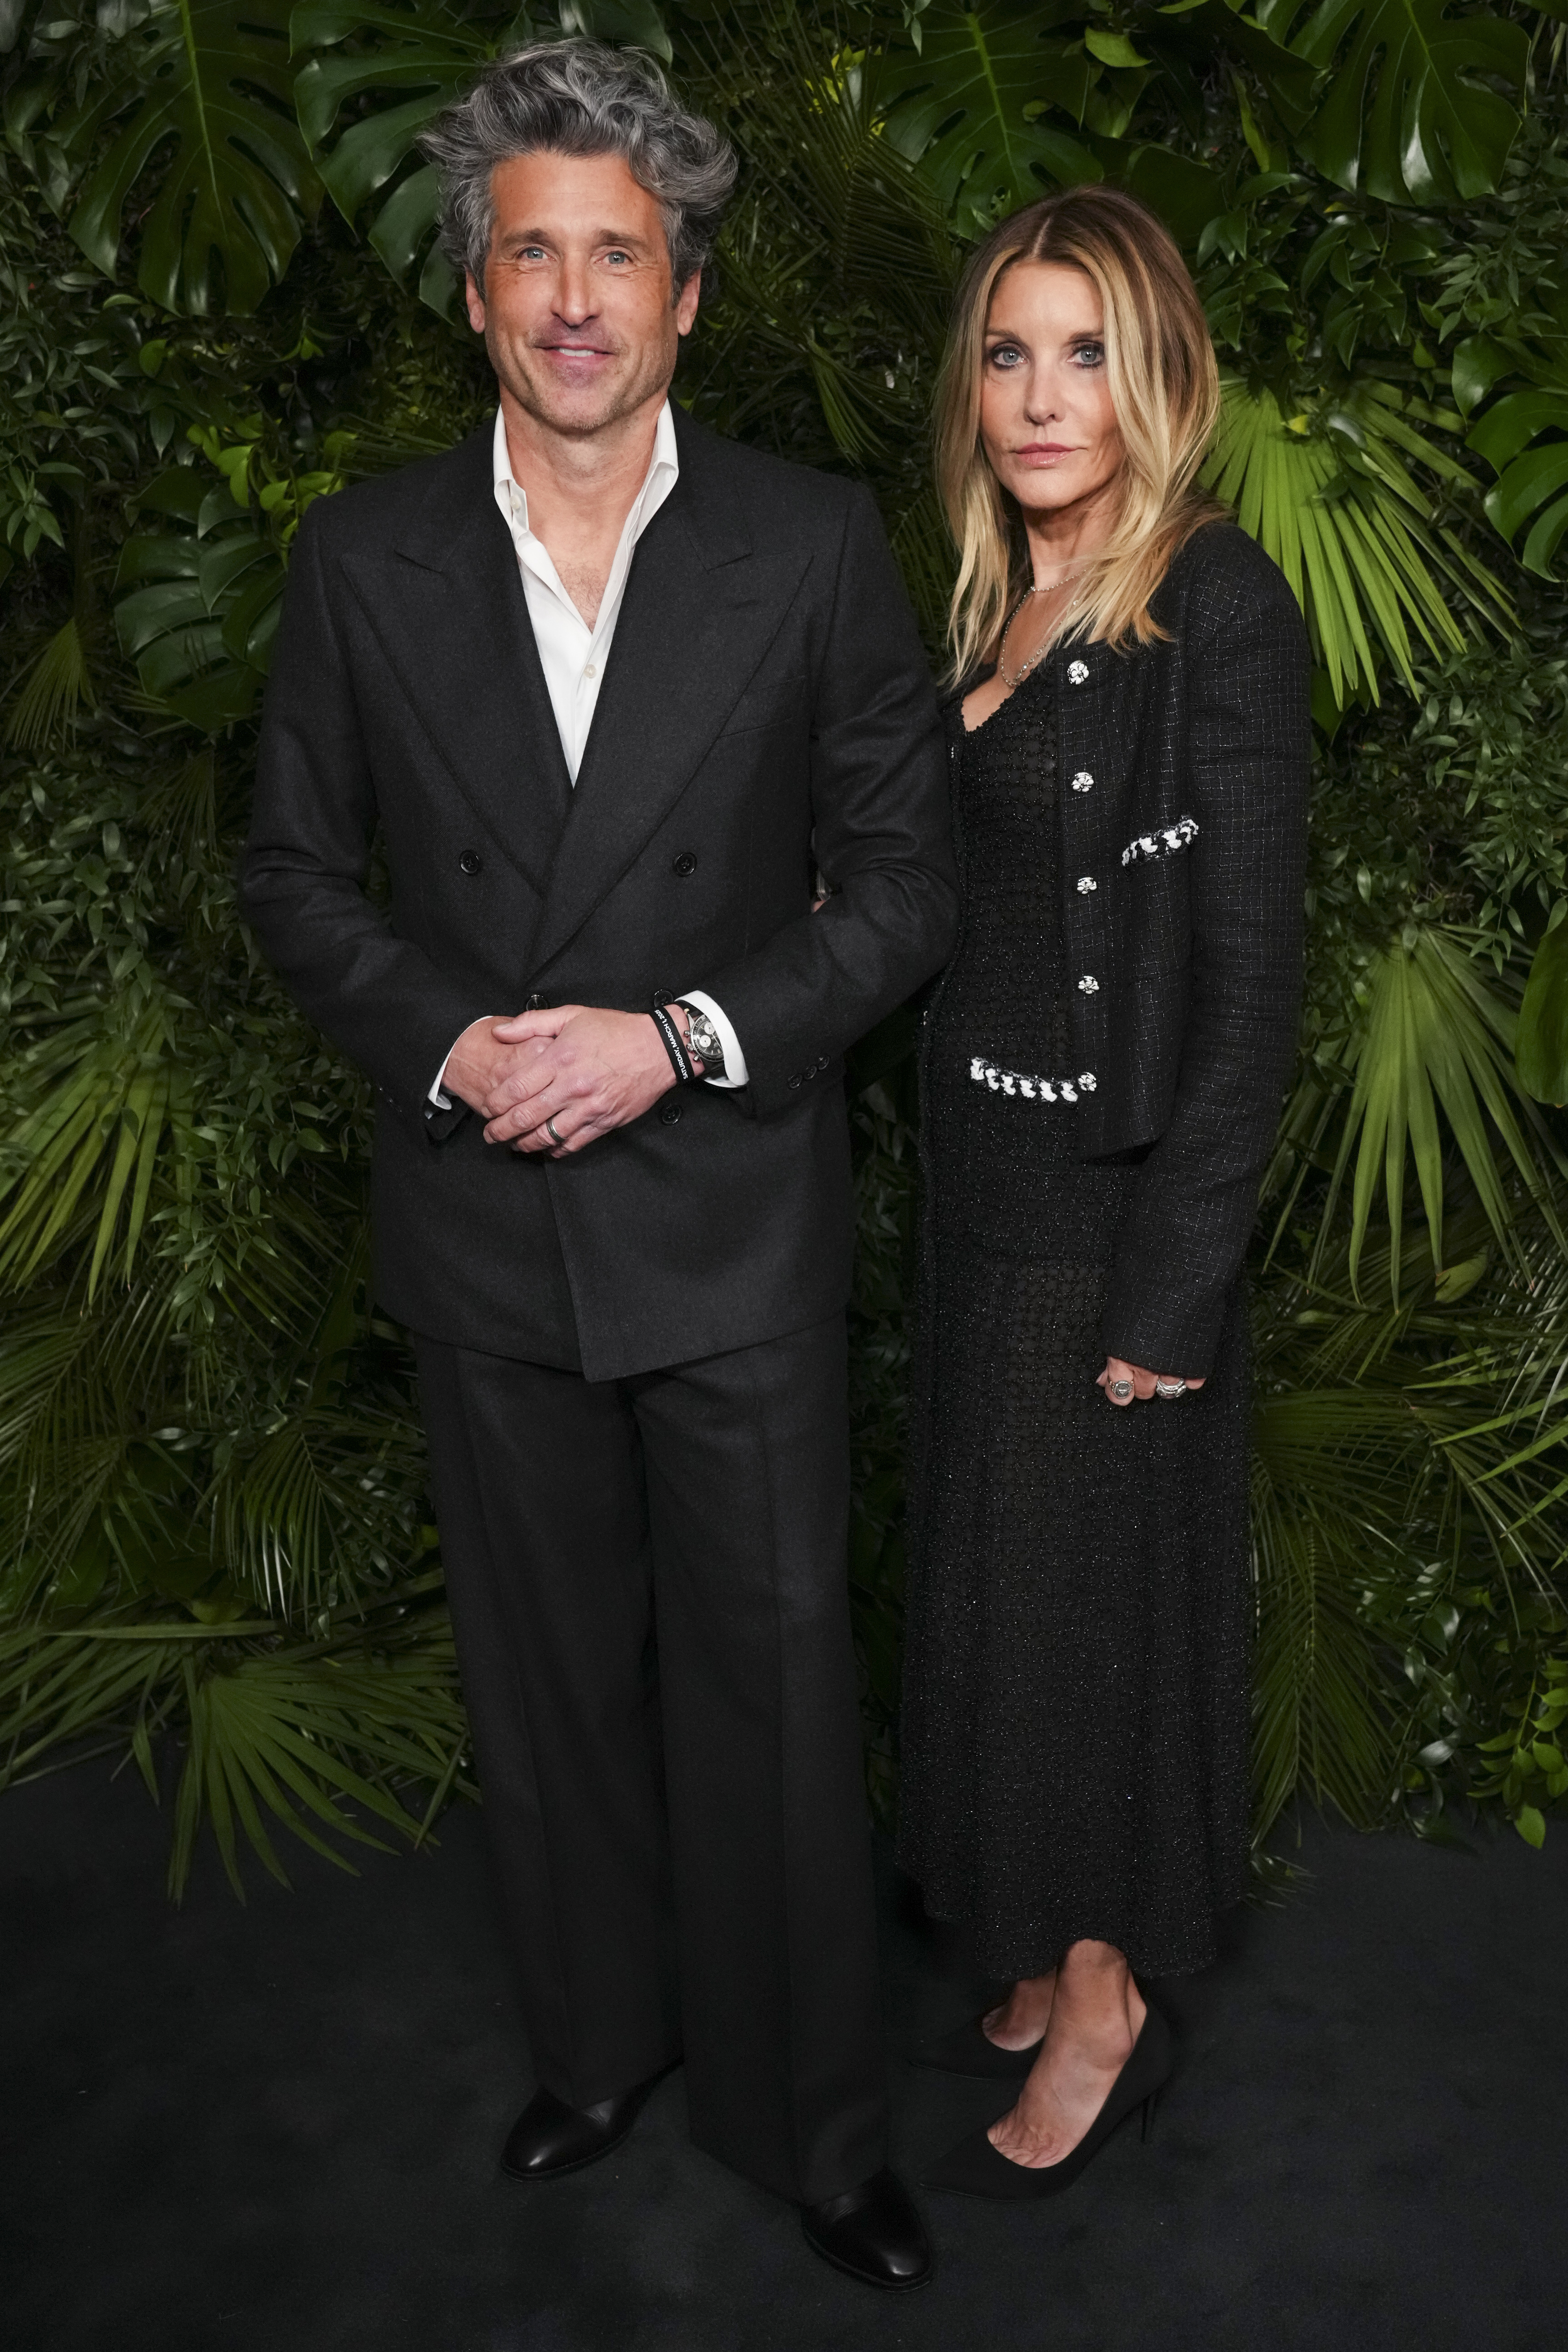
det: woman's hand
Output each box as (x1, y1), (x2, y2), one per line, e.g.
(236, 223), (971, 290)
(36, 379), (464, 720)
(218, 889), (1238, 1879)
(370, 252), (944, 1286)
(1097, 1357), (1207, 1407)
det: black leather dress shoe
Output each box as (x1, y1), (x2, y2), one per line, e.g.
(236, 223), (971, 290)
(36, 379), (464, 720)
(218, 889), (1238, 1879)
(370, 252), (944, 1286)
(801, 2168), (933, 2290)
(501, 2074), (665, 2181)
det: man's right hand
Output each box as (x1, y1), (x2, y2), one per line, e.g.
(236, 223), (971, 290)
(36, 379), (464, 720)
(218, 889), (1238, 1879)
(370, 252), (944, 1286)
(441, 1015), (556, 1120)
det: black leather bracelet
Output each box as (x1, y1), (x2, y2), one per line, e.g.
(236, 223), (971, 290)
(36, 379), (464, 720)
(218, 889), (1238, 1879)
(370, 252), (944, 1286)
(649, 1000), (696, 1084)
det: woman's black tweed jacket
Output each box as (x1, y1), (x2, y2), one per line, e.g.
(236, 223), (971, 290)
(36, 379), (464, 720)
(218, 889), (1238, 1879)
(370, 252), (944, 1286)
(932, 519), (1311, 1379)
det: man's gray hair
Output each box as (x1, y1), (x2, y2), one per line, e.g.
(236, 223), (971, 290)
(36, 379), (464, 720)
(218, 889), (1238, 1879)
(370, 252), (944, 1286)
(421, 39), (737, 292)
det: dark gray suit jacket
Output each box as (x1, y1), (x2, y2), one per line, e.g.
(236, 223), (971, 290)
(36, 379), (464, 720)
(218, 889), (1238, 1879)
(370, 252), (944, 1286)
(241, 406), (958, 1380)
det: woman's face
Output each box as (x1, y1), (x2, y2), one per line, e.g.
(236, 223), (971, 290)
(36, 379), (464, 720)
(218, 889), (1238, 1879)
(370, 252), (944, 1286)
(978, 260), (1124, 522)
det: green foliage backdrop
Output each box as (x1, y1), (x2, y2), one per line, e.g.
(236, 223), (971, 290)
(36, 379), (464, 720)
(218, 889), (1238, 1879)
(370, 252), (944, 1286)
(5, 0), (1568, 1895)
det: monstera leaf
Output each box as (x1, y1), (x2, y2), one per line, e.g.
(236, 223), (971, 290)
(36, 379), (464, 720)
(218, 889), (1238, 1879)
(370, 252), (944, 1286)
(291, 0), (668, 316)
(1464, 381), (1568, 578)
(1255, 0), (1527, 206)
(31, 0), (320, 314)
(873, 0), (1103, 235)
(114, 470), (286, 730)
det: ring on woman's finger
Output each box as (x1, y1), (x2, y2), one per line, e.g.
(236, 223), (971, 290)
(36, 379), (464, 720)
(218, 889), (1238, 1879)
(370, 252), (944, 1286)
(1110, 1378), (1134, 1400)
(544, 1115), (564, 1147)
(1154, 1377), (1187, 1400)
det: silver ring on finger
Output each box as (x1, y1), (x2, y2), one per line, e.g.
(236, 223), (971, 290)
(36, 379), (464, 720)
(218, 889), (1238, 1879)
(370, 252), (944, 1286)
(1155, 1377), (1187, 1400)
(1110, 1378), (1134, 1400)
(544, 1115), (564, 1147)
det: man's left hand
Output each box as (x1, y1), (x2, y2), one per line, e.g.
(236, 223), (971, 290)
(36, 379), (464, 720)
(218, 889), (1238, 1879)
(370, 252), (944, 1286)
(479, 1004), (682, 1153)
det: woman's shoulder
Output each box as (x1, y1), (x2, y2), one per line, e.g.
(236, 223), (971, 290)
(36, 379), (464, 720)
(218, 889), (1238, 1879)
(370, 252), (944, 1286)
(1164, 517), (1299, 619)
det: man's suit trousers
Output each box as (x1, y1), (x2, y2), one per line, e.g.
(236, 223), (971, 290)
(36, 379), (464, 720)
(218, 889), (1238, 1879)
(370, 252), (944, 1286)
(413, 1314), (889, 2205)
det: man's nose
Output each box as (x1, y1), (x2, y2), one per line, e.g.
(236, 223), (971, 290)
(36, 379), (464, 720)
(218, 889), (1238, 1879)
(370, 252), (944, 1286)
(553, 254), (595, 322)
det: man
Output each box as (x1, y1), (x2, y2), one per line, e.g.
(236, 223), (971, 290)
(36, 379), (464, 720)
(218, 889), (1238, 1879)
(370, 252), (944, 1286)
(242, 40), (955, 2291)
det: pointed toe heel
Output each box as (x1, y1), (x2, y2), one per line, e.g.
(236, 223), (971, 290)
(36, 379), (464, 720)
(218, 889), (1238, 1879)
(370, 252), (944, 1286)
(926, 2003), (1173, 2200)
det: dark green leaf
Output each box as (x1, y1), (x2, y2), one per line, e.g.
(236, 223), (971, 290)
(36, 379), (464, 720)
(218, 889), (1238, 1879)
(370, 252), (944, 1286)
(874, 0), (1102, 234)
(1257, 0), (1527, 205)
(48, 0), (322, 314)
(1516, 907), (1568, 1106)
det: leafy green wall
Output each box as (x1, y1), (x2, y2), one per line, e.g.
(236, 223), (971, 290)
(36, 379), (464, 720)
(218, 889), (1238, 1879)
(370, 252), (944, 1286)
(4, 0), (1568, 1894)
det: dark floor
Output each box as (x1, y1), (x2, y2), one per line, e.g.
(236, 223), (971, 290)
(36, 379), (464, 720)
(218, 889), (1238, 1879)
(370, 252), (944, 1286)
(3, 1762), (1565, 2352)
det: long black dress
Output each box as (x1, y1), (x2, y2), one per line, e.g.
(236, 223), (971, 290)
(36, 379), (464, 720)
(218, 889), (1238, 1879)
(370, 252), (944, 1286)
(896, 665), (1252, 1982)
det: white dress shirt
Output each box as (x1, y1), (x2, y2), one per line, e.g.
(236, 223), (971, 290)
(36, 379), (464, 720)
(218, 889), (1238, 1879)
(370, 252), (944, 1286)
(430, 403), (747, 1106)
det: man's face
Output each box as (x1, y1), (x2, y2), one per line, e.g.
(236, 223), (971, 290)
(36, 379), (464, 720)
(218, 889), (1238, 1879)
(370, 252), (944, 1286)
(465, 149), (700, 438)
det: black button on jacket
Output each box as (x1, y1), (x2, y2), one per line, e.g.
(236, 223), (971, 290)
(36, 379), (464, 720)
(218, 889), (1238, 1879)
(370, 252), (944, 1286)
(240, 408), (958, 1379)
(939, 522), (1310, 1378)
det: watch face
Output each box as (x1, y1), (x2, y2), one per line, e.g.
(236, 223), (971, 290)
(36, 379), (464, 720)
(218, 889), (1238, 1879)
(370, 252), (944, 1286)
(682, 1008), (723, 1073)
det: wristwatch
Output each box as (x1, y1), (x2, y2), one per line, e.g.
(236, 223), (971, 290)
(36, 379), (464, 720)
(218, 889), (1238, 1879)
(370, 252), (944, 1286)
(676, 1000), (727, 1080)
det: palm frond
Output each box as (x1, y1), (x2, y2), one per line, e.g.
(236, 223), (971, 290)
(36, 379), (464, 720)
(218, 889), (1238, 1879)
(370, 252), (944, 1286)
(0, 1000), (190, 1295)
(1314, 926), (1566, 1300)
(1203, 380), (1510, 707)
(3, 615), (97, 749)
(0, 1587), (470, 1900)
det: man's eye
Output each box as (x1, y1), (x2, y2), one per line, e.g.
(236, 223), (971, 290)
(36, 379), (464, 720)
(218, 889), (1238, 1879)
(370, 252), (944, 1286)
(603, 249), (633, 265)
(514, 245), (547, 262)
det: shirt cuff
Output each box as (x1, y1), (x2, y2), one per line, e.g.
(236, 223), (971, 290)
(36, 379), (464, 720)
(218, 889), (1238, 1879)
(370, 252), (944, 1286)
(680, 990), (748, 1088)
(430, 1019), (499, 1112)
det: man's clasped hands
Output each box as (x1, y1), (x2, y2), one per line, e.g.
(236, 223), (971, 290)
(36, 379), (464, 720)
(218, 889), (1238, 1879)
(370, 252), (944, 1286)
(443, 1004), (686, 1157)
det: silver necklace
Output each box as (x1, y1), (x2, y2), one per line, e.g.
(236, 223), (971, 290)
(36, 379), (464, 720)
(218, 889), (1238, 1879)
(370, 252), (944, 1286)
(998, 565), (1090, 690)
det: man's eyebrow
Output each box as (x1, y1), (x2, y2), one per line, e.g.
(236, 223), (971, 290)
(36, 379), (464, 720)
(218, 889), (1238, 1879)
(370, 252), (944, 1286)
(495, 223), (657, 247)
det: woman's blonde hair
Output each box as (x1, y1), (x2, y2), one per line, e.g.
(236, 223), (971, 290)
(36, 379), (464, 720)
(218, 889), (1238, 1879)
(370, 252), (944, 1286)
(936, 184), (1223, 681)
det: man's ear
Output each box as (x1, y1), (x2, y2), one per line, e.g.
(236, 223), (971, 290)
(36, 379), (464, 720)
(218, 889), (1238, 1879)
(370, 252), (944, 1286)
(675, 266), (702, 336)
(465, 269), (487, 333)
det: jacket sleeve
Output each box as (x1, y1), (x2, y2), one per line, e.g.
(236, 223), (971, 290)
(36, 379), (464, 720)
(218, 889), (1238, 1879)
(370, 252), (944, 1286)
(238, 501), (492, 1122)
(1098, 554), (1311, 1376)
(690, 485), (959, 1115)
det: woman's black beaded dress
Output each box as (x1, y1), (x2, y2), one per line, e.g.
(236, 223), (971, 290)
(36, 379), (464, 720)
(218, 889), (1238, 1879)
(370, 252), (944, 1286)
(896, 665), (1252, 1981)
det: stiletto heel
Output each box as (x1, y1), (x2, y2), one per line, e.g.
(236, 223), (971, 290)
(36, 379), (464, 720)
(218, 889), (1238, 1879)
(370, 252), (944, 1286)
(926, 2003), (1173, 2200)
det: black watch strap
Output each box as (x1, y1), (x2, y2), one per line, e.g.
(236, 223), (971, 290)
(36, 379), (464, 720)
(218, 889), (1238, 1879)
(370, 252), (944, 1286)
(649, 1001), (697, 1083)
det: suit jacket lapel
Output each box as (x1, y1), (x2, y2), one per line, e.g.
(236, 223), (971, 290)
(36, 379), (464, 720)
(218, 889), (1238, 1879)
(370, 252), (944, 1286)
(342, 425), (572, 897)
(532, 421), (810, 974)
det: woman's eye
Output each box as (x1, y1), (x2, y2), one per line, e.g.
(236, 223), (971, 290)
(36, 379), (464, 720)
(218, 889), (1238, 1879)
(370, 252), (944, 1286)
(988, 343), (1024, 369)
(1072, 341), (1106, 368)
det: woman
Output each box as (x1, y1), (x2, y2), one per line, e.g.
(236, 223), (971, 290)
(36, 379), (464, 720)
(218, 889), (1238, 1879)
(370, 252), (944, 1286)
(897, 184), (1310, 2197)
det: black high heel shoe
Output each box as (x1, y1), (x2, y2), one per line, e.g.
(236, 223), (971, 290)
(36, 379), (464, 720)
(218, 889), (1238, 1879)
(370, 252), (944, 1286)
(925, 2003), (1172, 2200)
(911, 2010), (1044, 2079)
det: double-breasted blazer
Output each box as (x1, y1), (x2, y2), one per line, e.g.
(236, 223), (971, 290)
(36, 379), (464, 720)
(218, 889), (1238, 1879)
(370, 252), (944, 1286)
(935, 521), (1311, 1378)
(242, 408), (959, 1380)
